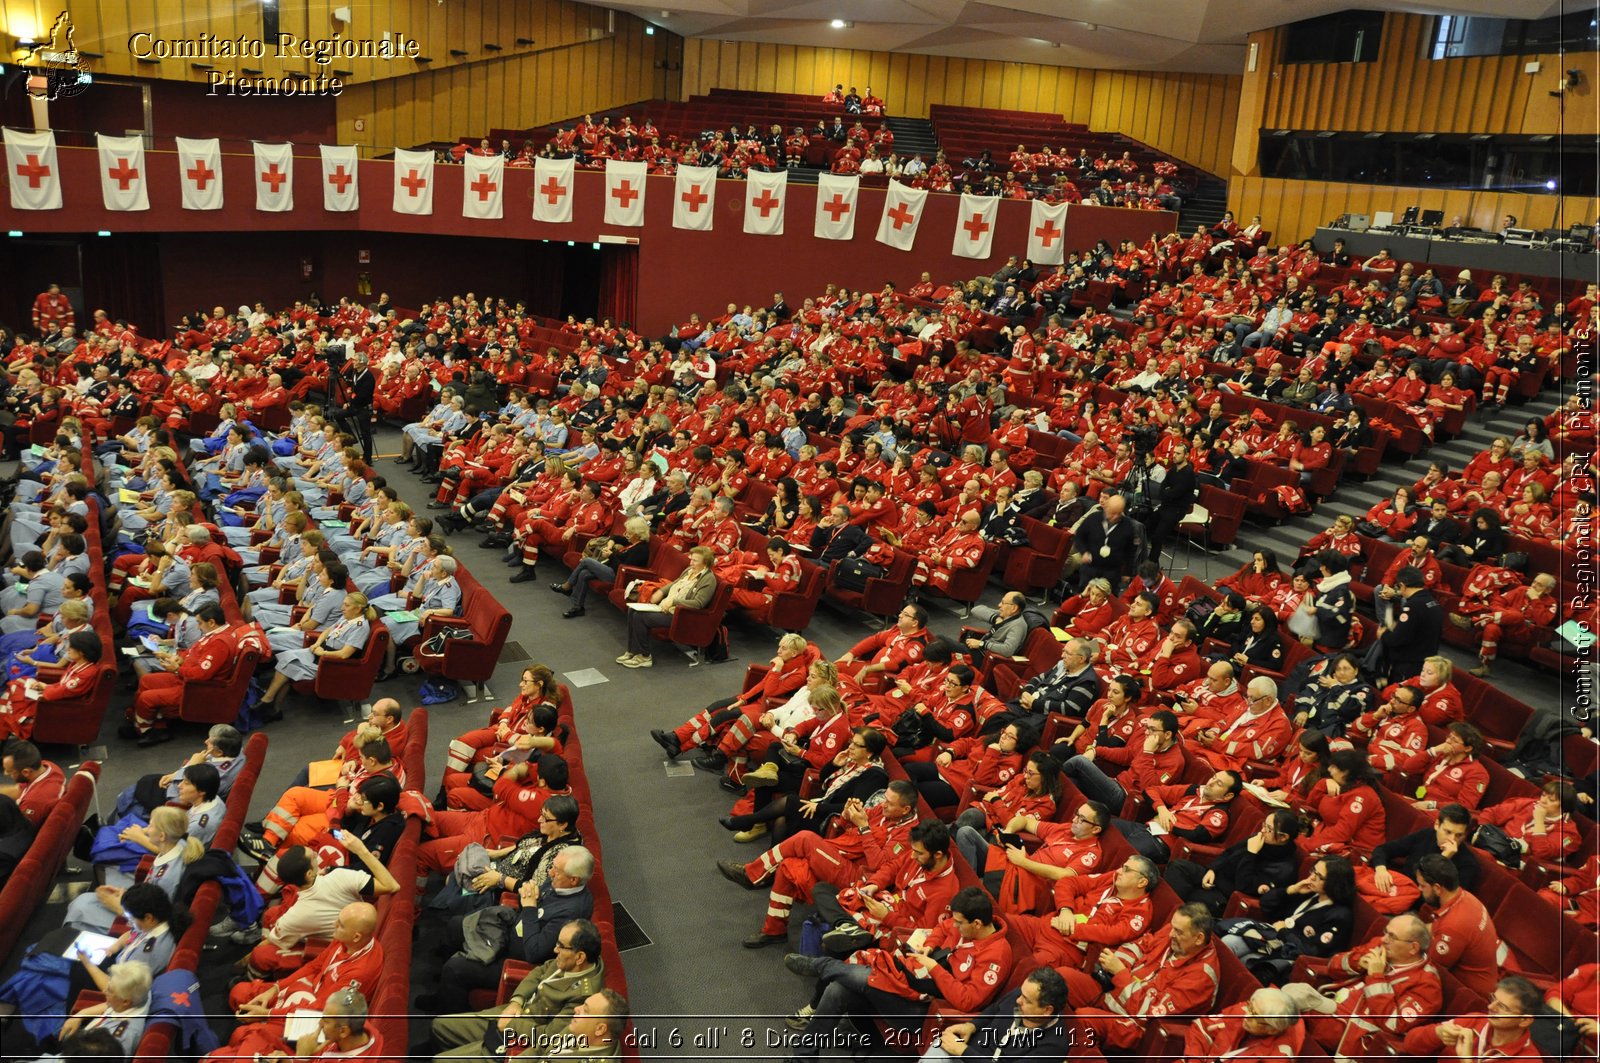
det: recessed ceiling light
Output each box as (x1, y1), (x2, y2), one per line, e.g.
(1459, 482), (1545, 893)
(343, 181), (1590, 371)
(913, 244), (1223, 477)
(830, 19), (847, 29)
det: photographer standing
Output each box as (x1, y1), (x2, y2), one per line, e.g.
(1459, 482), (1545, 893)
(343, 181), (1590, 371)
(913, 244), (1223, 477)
(342, 353), (377, 463)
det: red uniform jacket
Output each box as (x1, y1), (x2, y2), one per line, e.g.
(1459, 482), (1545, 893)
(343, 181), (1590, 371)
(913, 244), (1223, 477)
(13, 760), (65, 826)
(272, 935), (385, 1015)
(1193, 702), (1293, 773)
(857, 917), (1013, 1011)
(1403, 751), (1490, 810)
(845, 627), (931, 675)
(1423, 888), (1502, 998)
(1301, 782), (1387, 857)
(1148, 644), (1206, 693)
(996, 824), (1103, 916)
(861, 856), (960, 938)
(1029, 872), (1155, 966)
(1095, 736), (1187, 795)
(1314, 949), (1442, 1057)
(1146, 783), (1230, 841)
(1478, 797), (1581, 864)
(1181, 1001), (1305, 1063)
(1093, 931), (1222, 1048)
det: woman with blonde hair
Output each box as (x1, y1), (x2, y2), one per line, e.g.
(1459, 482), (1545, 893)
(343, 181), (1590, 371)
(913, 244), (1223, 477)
(64, 805), (204, 932)
(258, 591), (377, 708)
(553, 516), (651, 618)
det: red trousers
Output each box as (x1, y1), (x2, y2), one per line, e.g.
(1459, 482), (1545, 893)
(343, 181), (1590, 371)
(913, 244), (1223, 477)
(131, 673), (186, 731)
(743, 832), (862, 937)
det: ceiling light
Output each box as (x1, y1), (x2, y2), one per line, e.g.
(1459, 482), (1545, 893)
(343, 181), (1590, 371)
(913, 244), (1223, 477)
(6, 231), (22, 238)
(645, 26), (654, 35)
(97, 230), (111, 237)
(1364, 132), (1384, 139)
(1315, 130), (1336, 138)
(1469, 134), (1492, 140)
(1530, 134), (1554, 141)
(830, 19), (847, 29)
(1414, 132), (1435, 140)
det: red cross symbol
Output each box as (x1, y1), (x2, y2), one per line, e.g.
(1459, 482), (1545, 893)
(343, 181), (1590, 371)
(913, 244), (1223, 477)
(822, 194), (851, 222)
(470, 173), (497, 201)
(750, 188), (781, 217)
(611, 179), (639, 208)
(106, 158), (140, 191)
(400, 169), (427, 197)
(886, 201), (916, 230)
(1034, 219), (1062, 248)
(260, 163), (287, 192)
(327, 165), (353, 193)
(540, 178), (567, 205)
(14, 154), (50, 188)
(962, 213), (991, 241)
(186, 160), (215, 190)
(170, 991), (191, 1007)
(680, 183), (707, 212)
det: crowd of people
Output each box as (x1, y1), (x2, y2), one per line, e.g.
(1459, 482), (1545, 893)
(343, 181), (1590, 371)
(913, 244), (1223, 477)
(0, 190), (1592, 1062)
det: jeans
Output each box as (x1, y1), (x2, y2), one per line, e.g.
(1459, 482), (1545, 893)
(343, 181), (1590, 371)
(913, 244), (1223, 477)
(955, 824), (993, 883)
(1112, 816), (1170, 863)
(566, 557), (615, 609)
(1062, 755), (1128, 810)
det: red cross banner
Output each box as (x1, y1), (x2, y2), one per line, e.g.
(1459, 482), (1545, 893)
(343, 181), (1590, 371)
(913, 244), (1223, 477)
(176, 137), (223, 211)
(875, 180), (927, 252)
(462, 153), (504, 221)
(604, 160), (647, 227)
(96, 133), (148, 212)
(392, 148), (434, 216)
(533, 156), (574, 224)
(813, 173), (858, 241)
(4, 128), (63, 211)
(319, 144), (359, 213)
(252, 141), (294, 212)
(1026, 199), (1069, 265)
(952, 192), (999, 261)
(742, 168), (787, 236)
(672, 164), (717, 232)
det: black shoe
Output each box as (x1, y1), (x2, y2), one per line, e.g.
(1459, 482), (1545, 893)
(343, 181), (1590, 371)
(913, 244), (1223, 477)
(238, 832), (276, 862)
(509, 566), (538, 583)
(821, 923), (874, 956)
(137, 728), (174, 747)
(717, 816), (737, 832)
(259, 705), (284, 724)
(561, 607), (585, 619)
(693, 751), (728, 774)
(743, 932), (788, 949)
(244, 820), (265, 835)
(426, 501), (449, 510)
(719, 775), (745, 794)
(549, 583), (571, 595)
(479, 534), (509, 549)
(116, 723), (139, 740)
(650, 729), (681, 760)
(717, 859), (759, 890)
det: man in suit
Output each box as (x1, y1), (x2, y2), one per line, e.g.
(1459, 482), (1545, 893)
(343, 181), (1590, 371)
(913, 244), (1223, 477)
(810, 503), (872, 565)
(427, 847), (598, 1014)
(919, 967), (1074, 1062)
(1072, 493), (1141, 593)
(1415, 500), (1462, 551)
(430, 919), (607, 1059)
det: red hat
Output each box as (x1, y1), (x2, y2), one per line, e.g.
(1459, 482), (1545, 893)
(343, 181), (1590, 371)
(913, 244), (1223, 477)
(1250, 409), (1273, 425)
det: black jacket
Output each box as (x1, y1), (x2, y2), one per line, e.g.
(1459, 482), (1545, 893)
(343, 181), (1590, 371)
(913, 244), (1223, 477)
(955, 988), (1077, 1063)
(1381, 587), (1443, 679)
(1255, 892), (1355, 959)
(517, 885), (596, 964)
(1072, 512), (1141, 583)
(1371, 826), (1482, 894)
(1209, 836), (1301, 899)
(811, 521), (871, 565)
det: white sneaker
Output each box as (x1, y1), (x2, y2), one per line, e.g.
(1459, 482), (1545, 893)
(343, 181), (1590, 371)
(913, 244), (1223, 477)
(623, 655), (653, 668)
(615, 653), (637, 665)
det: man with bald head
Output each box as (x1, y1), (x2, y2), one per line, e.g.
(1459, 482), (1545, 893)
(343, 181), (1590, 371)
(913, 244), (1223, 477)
(213, 901), (385, 1061)
(914, 508), (987, 592)
(1072, 492), (1141, 593)
(1188, 675), (1293, 774)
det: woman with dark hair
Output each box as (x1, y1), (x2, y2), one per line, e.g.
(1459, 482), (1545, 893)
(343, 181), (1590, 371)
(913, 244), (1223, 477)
(1439, 507), (1504, 566)
(1218, 854), (1357, 984)
(1225, 607), (1285, 673)
(1217, 549), (1284, 603)
(1509, 417), (1554, 464)
(719, 726), (888, 843)
(430, 788), (583, 917)
(1291, 653), (1374, 738)
(953, 751), (1061, 837)
(1167, 808), (1303, 917)
(1259, 730), (1332, 809)
(760, 477), (802, 535)
(1299, 749), (1386, 858)
(0, 628), (101, 743)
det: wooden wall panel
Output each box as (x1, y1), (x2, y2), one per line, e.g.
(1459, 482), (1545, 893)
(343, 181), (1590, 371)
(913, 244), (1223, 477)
(0, 0), (625, 87)
(1230, 175), (1599, 246)
(1258, 12), (1599, 137)
(1090, 70), (1241, 178)
(334, 13), (667, 149)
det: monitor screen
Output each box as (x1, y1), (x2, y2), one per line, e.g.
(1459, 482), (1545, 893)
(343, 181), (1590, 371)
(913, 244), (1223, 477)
(1420, 210), (1444, 226)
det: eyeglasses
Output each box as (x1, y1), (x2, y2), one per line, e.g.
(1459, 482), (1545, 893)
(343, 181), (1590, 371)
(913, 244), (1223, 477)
(1072, 812), (1098, 825)
(554, 940), (576, 953)
(1486, 998), (1518, 1014)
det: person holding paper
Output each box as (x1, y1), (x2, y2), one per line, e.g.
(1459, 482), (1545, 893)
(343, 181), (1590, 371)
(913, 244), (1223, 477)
(0, 630), (101, 743)
(65, 805), (203, 932)
(616, 546), (716, 669)
(379, 554), (462, 679)
(126, 602), (237, 744)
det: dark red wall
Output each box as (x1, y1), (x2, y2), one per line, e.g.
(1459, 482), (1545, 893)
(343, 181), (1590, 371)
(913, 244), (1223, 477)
(147, 81), (337, 146)
(1, 146), (1173, 332)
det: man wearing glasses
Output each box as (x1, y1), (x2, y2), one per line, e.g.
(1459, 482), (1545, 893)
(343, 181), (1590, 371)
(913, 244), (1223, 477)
(995, 639), (1100, 737)
(1061, 709), (1186, 812)
(430, 919), (606, 1060)
(1396, 976), (1545, 1061)
(1188, 676), (1293, 775)
(1281, 913), (1443, 1058)
(836, 602), (931, 687)
(976, 800), (1109, 914)
(1010, 856), (1159, 970)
